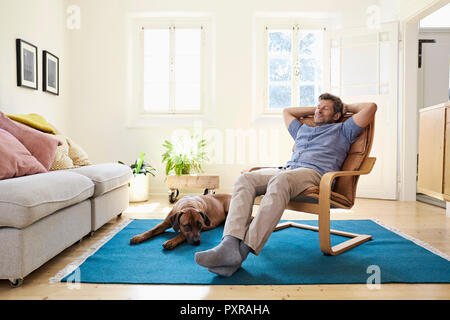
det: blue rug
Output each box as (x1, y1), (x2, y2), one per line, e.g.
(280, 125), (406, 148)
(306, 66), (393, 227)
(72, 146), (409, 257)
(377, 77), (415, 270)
(54, 219), (450, 285)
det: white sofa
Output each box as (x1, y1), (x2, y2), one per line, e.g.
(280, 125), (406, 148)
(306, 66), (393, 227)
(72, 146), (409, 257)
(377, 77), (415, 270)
(0, 162), (132, 287)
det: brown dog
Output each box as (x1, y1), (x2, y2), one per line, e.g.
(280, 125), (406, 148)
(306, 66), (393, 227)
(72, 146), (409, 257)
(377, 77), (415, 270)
(129, 193), (231, 249)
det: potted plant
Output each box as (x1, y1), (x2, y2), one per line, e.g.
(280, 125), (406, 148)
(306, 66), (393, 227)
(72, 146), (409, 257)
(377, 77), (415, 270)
(119, 152), (156, 202)
(162, 135), (217, 202)
(161, 135), (208, 176)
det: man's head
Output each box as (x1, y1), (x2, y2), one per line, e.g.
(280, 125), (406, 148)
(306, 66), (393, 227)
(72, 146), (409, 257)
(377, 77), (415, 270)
(314, 93), (344, 125)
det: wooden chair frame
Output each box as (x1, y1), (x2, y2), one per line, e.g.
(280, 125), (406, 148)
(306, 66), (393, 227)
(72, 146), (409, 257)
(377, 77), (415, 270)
(251, 157), (375, 256)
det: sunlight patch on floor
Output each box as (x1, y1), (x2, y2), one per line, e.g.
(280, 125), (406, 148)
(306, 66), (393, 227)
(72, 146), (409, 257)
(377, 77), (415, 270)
(161, 206), (173, 214)
(124, 202), (160, 214)
(131, 285), (211, 300)
(330, 209), (352, 213)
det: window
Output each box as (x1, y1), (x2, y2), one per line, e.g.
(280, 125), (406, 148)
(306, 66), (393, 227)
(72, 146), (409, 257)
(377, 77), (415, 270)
(143, 25), (203, 114)
(329, 31), (393, 96)
(127, 16), (213, 127)
(265, 27), (323, 112)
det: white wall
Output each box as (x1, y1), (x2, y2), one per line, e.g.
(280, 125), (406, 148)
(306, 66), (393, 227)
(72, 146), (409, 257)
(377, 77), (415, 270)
(0, 0), (70, 133)
(388, 0), (444, 21)
(66, 0), (377, 194)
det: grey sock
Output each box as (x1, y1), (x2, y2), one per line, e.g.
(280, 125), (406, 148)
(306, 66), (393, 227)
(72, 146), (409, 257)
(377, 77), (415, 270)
(207, 241), (252, 277)
(239, 241), (251, 261)
(208, 265), (240, 277)
(195, 235), (242, 268)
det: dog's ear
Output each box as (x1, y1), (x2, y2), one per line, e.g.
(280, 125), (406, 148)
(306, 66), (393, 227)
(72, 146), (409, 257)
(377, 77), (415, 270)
(170, 212), (184, 232)
(199, 211), (211, 226)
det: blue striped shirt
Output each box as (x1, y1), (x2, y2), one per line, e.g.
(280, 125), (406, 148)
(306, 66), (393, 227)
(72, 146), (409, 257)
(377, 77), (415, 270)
(286, 117), (364, 175)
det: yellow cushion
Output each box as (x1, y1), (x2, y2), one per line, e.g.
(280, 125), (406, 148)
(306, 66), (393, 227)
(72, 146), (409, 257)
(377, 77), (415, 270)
(7, 113), (57, 134)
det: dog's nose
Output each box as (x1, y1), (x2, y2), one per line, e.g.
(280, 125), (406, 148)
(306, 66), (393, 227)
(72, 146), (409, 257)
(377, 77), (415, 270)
(193, 240), (200, 246)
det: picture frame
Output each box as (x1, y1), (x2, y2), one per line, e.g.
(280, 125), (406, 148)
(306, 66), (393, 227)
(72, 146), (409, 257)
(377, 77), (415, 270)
(43, 50), (59, 95)
(16, 39), (38, 90)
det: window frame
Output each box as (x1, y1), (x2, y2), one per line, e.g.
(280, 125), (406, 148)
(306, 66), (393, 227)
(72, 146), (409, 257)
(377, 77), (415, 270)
(140, 22), (205, 115)
(126, 15), (214, 127)
(252, 16), (328, 124)
(263, 23), (325, 114)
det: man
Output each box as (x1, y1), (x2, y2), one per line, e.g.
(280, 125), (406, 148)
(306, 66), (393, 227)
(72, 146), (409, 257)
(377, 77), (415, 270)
(195, 93), (377, 277)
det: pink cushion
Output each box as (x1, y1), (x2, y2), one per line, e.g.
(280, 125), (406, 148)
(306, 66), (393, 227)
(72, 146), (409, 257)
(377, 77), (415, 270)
(0, 129), (47, 180)
(0, 112), (61, 170)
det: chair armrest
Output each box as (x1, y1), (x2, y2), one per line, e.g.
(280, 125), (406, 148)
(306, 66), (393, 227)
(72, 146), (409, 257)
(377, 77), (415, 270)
(318, 157), (376, 202)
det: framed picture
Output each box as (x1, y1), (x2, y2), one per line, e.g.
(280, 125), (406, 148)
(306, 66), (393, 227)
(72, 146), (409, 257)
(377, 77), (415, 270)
(16, 39), (38, 89)
(43, 50), (59, 95)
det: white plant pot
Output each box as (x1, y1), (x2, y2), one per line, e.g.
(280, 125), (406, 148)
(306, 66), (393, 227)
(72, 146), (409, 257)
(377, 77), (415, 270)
(129, 174), (150, 202)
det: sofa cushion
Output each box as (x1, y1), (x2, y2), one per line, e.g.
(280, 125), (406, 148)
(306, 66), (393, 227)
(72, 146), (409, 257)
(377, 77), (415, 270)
(0, 129), (47, 179)
(0, 171), (94, 228)
(50, 135), (75, 171)
(68, 163), (132, 197)
(0, 112), (61, 170)
(66, 136), (92, 166)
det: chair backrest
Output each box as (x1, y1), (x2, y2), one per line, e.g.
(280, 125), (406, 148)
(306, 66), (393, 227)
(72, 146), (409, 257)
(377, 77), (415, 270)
(299, 114), (375, 205)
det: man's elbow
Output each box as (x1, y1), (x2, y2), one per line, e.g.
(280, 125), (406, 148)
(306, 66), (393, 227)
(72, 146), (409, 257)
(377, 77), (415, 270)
(282, 108), (292, 120)
(369, 103), (377, 115)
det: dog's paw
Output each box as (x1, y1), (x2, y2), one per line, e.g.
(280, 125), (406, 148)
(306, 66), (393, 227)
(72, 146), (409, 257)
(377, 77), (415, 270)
(162, 240), (175, 250)
(130, 235), (143, 245)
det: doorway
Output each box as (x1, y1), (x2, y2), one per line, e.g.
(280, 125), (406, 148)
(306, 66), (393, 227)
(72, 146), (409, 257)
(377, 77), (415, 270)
(415, 3), (450, 208)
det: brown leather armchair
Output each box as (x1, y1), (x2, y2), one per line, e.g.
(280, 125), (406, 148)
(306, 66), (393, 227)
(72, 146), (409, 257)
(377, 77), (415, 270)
(249, 113), (376, 256)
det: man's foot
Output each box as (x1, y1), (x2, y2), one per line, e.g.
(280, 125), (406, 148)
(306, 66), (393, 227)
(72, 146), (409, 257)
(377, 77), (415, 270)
(208, 265), (240, 277)
(198, 241), (252, 277)
(195, 235), (242, 268)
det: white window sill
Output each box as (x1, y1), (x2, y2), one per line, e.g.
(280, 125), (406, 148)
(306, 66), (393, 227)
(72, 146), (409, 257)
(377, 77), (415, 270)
(126, 113), (216, 128)
(251, 113), (284, 126)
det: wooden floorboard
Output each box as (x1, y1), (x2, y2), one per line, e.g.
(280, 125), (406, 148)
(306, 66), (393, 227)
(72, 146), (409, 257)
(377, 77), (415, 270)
(1, 196), (449, 300)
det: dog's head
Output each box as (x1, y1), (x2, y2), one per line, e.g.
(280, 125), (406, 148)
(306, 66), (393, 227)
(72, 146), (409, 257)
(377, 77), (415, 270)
(170, 208), (211, 245)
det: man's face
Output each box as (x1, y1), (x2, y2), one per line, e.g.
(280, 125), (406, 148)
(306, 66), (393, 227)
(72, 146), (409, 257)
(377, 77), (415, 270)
(314, 99), (340, 125)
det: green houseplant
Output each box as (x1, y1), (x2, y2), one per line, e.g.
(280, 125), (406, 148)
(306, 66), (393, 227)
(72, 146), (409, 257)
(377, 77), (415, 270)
(119, 152), (156, 202)
(162, 135), (211, 202)
(161, 135), (208, 176)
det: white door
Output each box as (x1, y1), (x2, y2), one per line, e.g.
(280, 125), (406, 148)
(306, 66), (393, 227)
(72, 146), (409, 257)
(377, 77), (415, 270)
(324, 22), (399, 199)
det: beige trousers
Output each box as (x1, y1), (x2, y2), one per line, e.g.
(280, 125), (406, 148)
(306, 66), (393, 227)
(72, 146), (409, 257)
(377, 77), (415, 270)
(223, 167), (322, 255)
